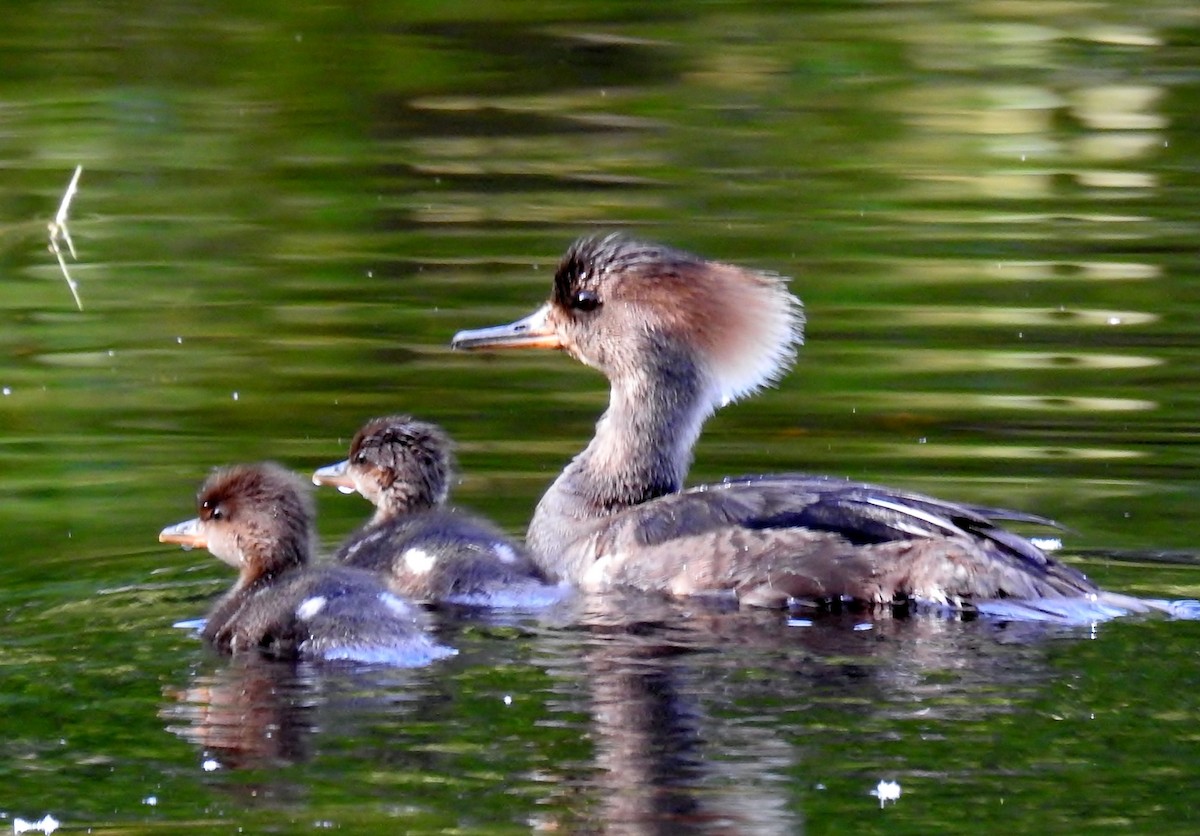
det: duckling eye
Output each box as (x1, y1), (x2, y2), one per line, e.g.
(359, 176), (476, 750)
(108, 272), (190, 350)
(571, 289), (601, 312)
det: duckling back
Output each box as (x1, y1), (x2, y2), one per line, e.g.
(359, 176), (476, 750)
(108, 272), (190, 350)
(203, 563), (455, 666)
(336, 508), (567, 608)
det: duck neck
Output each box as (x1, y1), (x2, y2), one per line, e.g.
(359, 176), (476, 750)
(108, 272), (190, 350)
(529, 342), (715, 561)
(238, 538), (308, 590)
(372, 485), (437, 525)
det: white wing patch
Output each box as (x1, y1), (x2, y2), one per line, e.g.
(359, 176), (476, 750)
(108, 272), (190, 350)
(296, 595), (327, 620)
(492, 543), (518, 564)
(402, 547), (437, 576)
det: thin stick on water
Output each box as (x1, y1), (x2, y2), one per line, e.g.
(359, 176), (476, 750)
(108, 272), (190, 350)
(47, 164), (83, 310)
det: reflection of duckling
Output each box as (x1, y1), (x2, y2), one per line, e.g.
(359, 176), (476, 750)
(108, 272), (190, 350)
(159, 462), (454, 665)
(313, 416), (567, 608)
(162, 656), (313, 769)
(452, 234), (1188, 620)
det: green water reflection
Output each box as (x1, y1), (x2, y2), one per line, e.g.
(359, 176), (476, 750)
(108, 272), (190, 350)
(2, 0), (1200, 832)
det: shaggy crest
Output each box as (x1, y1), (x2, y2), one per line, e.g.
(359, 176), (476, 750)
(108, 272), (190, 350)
(349, 415), (455, 509)
(558, 234), (804, 408)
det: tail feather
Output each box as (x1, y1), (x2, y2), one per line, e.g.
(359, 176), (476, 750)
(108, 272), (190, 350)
(976, 593), (1200, 625)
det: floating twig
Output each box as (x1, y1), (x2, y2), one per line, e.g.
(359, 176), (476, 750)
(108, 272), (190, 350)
(47, 165), (83, 310)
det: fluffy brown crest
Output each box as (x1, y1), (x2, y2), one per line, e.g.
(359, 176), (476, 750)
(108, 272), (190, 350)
(200, 462), (313, 524)
(197, 462), (314, 575)
(554, 234), (804, 406)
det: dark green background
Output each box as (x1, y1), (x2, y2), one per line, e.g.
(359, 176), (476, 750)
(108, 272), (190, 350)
(2, 1), (1199, 832)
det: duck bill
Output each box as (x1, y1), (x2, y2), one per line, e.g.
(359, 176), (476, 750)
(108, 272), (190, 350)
(451, 305), (563, 351)
(159, 517), (207, 549)
(312, 460), (358, 494)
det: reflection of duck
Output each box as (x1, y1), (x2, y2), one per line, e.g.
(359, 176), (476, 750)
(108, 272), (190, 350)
(452, 234), (1185, 618)
(313, 416), (567, 608)
(162, 656), (314, 770)
(580, 629), (797, 835)
(159, 462), (455, 665)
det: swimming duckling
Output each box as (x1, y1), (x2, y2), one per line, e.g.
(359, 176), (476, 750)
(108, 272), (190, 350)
(159, 462), (455, 665)
(314, 416), (567, 608)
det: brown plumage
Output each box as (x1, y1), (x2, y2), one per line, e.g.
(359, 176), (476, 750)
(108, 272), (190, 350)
(313, 417), (566, 607)
(452, 234), (1187, 620)
(159, 462), (455, 665)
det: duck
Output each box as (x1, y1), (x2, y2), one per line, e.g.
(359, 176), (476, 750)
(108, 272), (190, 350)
(450, 233), (1192, 620)
(159, 462), (456, 665)
(312, 415), (568, 608)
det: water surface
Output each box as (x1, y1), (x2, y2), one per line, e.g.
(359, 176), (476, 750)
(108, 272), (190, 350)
(3, 2), (1200, 833)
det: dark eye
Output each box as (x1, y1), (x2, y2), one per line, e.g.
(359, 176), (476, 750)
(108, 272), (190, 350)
(201, 500), (224, 521)
(571, 289), (601, 312)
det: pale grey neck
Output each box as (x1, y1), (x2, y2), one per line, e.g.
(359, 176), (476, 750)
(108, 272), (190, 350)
(527, 343), (716, 561)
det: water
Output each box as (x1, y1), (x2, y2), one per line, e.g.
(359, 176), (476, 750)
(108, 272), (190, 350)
(2, 1), (1200, 832)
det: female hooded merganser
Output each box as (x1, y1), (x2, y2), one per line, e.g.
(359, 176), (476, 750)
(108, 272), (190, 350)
(451, 234), (1191, 619)
(159, 462), (455, 665)
(312, 416), (567, 608)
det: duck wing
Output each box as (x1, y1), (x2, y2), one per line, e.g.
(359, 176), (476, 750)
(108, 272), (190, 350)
(585, 474), (1094, 607)
(718, 473), (1060, 564)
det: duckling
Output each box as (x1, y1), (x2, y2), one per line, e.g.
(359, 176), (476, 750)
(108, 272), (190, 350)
(313, 416), (567, 608)
(159, 462), (455, 665)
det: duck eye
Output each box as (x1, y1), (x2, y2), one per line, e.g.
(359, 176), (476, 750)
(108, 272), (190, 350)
(571, 289), (601, 312)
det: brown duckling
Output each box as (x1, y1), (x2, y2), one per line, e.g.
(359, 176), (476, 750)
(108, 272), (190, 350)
(451, 233), (1196, 621)
(159, 462), (456, 665)
(313, 416), (568, 608)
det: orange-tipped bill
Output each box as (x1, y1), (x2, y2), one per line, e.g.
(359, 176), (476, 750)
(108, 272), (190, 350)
(159, 518), (206, 551)
(312, 460), (357, 495)
(451, 305), (562, 352)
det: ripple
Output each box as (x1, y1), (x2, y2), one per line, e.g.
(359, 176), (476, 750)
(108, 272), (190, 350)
(864, 258), (1160, 285)
(886, 441), (1143, 461)
(1075, 170), (1156, 190)
(989, 352), (1160, 371)
(860, 392), (1156, 413)
(879, 349), (1162, 373)
(867, 306), (1157, 328)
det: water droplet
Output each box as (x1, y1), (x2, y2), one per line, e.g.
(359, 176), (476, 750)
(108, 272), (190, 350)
(871, 779), (902, 807)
